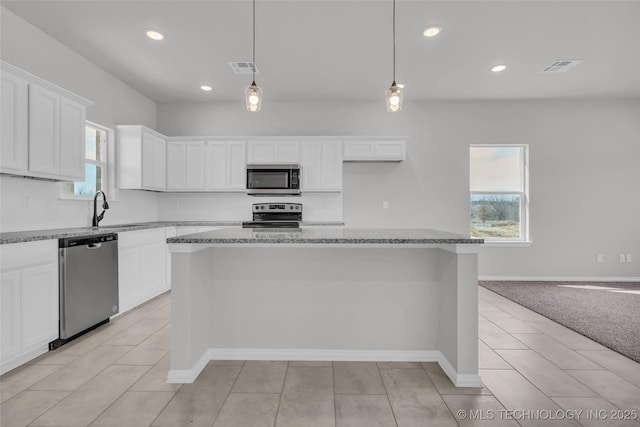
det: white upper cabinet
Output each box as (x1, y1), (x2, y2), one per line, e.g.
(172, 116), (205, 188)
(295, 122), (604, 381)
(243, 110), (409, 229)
(248, 140), (299, 164)
(166, 141), (186, 189)
(117, 125), (166, 191)
(374, 140), (406, 160)
(186, 142), (206, 189)
(28, 85), (61, 176)
(0, 70), (28, 173)
(343, 139), (406, 162)
(301, 140), (342, 192)
(166, 140), (205, 190)
(1, 62), (91, 181)
(141, 131), (166, 191)
(343, 140), (375, 160)
(205, 141), (246, 191)
(59, 97), (86, 179)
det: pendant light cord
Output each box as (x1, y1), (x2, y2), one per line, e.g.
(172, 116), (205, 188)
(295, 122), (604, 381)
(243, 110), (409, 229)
(252, 0), (256, 83)
(392, 0), (396, 83)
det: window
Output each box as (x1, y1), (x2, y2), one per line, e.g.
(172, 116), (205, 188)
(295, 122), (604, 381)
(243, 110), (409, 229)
(61, 122), (108, 198)
(470, 145), (528, 241)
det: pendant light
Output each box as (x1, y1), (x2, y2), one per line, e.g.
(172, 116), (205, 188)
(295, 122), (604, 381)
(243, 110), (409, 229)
(245, 0), (262, 111)
(385, 0), (403, 112)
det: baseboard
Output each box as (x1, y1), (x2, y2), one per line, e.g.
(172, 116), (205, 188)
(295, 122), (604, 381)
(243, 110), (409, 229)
(479, 276), (640, 282)
(165, 347), (483, 388)
(166, 351), (210, 383)
(437, 354), (483, 387)
(0, 344), (49, 376)
(208, 348), (441, 362)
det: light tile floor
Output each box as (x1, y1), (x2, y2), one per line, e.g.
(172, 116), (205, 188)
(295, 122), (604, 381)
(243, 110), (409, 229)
(1, 287), (639, 426)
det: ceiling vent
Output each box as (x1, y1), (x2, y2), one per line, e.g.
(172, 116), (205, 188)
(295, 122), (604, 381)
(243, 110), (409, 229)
(541, 59), (583, 73)
(229, 62), (259, 75)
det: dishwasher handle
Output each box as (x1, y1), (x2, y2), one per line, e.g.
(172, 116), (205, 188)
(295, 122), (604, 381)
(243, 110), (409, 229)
(59, 233), (118, 248)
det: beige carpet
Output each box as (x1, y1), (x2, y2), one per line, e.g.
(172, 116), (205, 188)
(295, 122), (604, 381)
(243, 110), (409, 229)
(479, 281), (640, 363)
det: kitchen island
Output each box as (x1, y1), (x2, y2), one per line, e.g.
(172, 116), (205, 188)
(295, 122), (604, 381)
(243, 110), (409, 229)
(166, 228), (484, 387)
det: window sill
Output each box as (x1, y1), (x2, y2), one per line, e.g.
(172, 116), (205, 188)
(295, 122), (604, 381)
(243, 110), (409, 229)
(480, 241), (532, 248)
(58, 195), (93, 201)
(58, 195), (117, 202)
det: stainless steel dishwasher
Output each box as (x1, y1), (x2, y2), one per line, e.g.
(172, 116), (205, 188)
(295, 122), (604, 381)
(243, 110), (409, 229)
(52, 233), (119, 349)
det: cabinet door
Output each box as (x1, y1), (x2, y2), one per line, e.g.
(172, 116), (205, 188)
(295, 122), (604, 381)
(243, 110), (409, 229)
(59, 97), (86, 180)
(343, 140), (375, 161)
(0, 270), (21, 362)
(301, 141), (323, 190)
(142, 132), (166, 190)
(247, 141), (273, 164)
(20, 263), (58, 351)
(153, 137), (167, 190)
(166, 141), (186, 190)
(322, 140), (342, 190)
(227, 141), (246, 189)
(205, 141), (228, 189)
(273, 141), (300, 163)
(0, 72), (28, 172)
(185, 141), (205, 189)
(118, 246), (142, 313)
(140, 243), (166, 297)
(375, 141), (406, 160)
(29, 85), (61, 175)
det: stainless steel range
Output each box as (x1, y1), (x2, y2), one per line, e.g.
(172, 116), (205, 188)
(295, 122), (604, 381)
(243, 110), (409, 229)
(242, 203), (302, 228)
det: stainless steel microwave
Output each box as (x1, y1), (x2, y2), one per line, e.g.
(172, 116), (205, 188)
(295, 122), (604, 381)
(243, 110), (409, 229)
(246, 164), (301, 196)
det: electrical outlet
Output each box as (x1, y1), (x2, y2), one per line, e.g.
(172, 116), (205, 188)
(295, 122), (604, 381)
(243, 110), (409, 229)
(597, 254), (603, 263)
(22, 195), (30, 209)
(382, 200), (389, 209)
(619, 254), (626, 263)
(626, 254), (633, 263)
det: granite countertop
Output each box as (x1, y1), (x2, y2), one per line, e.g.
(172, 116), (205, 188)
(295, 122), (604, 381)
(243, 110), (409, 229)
(0, 221), (345, 245)
(167, 227), (484, 245)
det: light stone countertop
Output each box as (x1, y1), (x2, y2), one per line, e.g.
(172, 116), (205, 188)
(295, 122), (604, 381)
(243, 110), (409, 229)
(0, 221), (345, 245)
(168, 227), (484, 245)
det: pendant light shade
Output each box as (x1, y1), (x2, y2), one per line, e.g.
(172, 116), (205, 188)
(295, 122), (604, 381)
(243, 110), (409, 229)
(386, 81), (403, 112)
(246, 0), (262, 112)
(245, 81), (262, 112)
(386, 0), (402, 112)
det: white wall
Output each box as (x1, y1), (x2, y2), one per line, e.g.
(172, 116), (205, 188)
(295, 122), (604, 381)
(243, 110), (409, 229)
(157, 99), (640, 279)
(157, 193), (342, 223)
(0, 8), (159, 231)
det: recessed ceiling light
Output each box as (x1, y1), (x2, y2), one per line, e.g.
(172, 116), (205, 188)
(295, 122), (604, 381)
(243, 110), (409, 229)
(423, 26), (441, 38)
(200, 85), (212, 92)
(491, 64), (507, 72)
(145, 30), (164, 41)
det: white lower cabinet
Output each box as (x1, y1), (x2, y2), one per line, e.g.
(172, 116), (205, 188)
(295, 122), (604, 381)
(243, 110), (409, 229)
(117, 228), (170, 313)
(0, 240), (58, 375)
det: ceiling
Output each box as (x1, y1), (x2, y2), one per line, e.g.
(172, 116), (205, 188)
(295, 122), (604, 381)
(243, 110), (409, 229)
(3, 0), (640, 104)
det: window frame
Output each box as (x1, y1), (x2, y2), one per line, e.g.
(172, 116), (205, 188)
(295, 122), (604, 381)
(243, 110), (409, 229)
(470, 144), (530, 243)
(59, 121), (112, 201)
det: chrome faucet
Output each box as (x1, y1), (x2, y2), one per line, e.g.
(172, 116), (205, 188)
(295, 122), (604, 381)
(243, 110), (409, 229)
(92, 191), (110, 227)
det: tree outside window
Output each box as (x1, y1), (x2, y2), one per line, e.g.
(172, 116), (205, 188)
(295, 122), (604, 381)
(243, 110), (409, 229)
(470, 145), (528, 241)
(61, 123), (108, 198)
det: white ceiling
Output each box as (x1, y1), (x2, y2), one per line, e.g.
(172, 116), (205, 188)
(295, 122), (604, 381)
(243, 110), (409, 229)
(3, 0), (640, 104)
